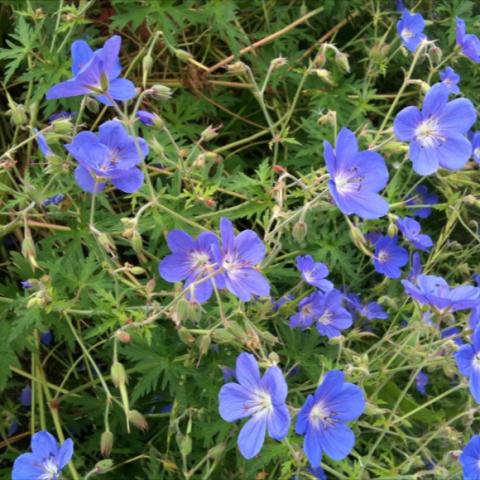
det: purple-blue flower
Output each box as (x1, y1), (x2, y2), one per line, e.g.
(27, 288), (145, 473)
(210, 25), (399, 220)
(406, 185), (438, 218)
(218, 353), (290, 459)
(439, 67), (460, 94)
(290, 290), (352, 338)
(41, 331), (53, 346)
(472, 132), (480, 165)
(47, 36), (136, 105)
(325, 128), (389, 219)
(396, 9), (426, 52)
(159, 229), (219, 304)
(372, 235), (408, 279)
(296, 255), (333, 292)
(137, 110), (157, 126)
(441, 326), (464, 346)
(295, 370), (364, 467)
(21, 280), (33, 289)
(408, 252), (422, 282)
(272, 293), (294, 312)
(211, 218), (270, 301)
(402, 274), (480, 313)
(396, 217), (433, 251)
(42, 194), (65, 207)
(415, 370), (428, 395)
(455, 328), (480, 403)
(456, 17), (480, 63)
(34, 129), (54, 158)
(12, 431), (74, 480)
(394, 83), (476, 175)
(66, 120), (147, 194)
(19, 386), (32, 407)
(346, 293), (388, 320)
(460, 435), (480, 480)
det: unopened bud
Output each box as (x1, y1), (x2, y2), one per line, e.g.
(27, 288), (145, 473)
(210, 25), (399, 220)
(177, 327), (195, 345)
(115, 330), (131, 343)
(225, 61), (249, 74)
(94, 459), (114, 474)
(314, 68), (336, 86)
(110, 362), (127, 387)
(8, 103), (28, 126)
(85, 96), (99, 113)
(335, 51), (350, 73)
(177, 433), (192, 457)
(200, 124), (222, 142)
(100, 431), (114, 457)
(174, 49), (193, 62)
(313, 51), (326, 68)
(51, 118), (73, 135)
(129, 266), (145, 275)
(97, 233), (117, 257)
(142, 54), (153, 87)
(198, 334), (211, 356)
(207, 444), (225, 460)
(150, 84), (173, 100)
(193, 153), (206, 168)
(429, 45), (442, 64)
(387, 222), (398, 237)
(271, 56), (287, 70)
(127, 409), (148, 431)
(22, 228), (38, 269)
(292, 220), (308, 243)
(317, 110), (337, 127)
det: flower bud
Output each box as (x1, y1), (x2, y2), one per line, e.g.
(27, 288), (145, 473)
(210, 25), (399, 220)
(174, 49), (193, 62)
(177, 327), (195, 345)
(22, 228), (38, 270)
(110, 362), (127, 387)
(177, 432), (192, 457)
(85, 96), (99, 113)
(97, 233), (117, 257)
(200, 124), (222, 142)
(271, 56), (287, 70)
(129, 266), (145, 275)
(198, 334), (211, 356)
(207, 444), (225, 460)
(142, 54), (153, 87)
(292, 220), (307, 243)
(127, 409), (148, 431)
(94, 459), (114, 474)
(317, 110), (337, 127)
(225, 61), (249, 74)
(387, 222), (398, 237)
(150, 84), (173, 100)
(314, 69), (336, 86)
(335, 51), (350, 73)
(429, 45), (442, 64)
(8, 103), (28, 126)
(100, 431), (114, 457)
(114, 330), (131, 343)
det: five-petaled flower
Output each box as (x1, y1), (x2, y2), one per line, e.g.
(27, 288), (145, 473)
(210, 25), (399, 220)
(456, 17), (480, 63)
(460, 435), (480, 480)
(394, 83), (477, 175)
(455, 328), (480, 403)
(396, 9), (426, 52)
(439, 67), (460, 94)
(218, 353), (290, 459)
(295, 370), (365, 468)
(325, 128), (389, 219)
(211, 218), (270, 301)
(12, 430), (73, 480)
(396, 217), (433, 251)
(46, 36), (136, 105)
(372, 235), (408, 279)
(159, 229), (219, 304)
(406, 185), (438, 218)
(66, 120), (147, 194)
(296, 255), (333, 292)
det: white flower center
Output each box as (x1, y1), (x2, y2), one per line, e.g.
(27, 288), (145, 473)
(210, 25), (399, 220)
(377, 249), (390, 264)
(414, 117), (445, 148)
(318, 310), (332, 325)
(401, 28), (413, 40)
(334, 169), (361, 195)
(473, 354), (480, 371)
(40, 458), (59, 480)
(250, 389), (273, 415)
(309, 401), (331, 428)
(191, 251), (210, 269)
(303, 271), (314, 283)
(474, 147), (480, 159)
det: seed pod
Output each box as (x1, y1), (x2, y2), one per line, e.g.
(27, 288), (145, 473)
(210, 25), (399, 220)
(292, 220), (308, 243)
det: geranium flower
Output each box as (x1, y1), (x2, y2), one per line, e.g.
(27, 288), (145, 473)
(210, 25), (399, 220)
(65, 120), (147, 194)
(312, 289), (353, 338)
(325, 128), (389, 219)
(47, 36), (136, 105)
(406, 185), (438, 218)
(12, 431), (73, 480)
(460, 435), (480, 480)
(396, 217), (433, 251)
(211, 218), (270, 301)
(394, 83), (476, 175)
(397, 9), (426, 52)
(218, 353), (290, 459)
(455, 328), (480, 403)
(159, 229), (219, 304)
(439, 67), (460, 94)
(372, 235), (408, 279)
(296, 255), (333, 292)
(415, 371), (428, 395)
(456, 17), (480, 63)
(295, 370), (364, 467)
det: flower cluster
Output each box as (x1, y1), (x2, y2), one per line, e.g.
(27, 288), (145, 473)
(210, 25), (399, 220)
(159, 218), (270, 303)
(219, 353), (365, 467)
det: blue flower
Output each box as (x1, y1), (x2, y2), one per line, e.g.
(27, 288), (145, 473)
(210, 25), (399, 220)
(394, 83), (476, 175)
(289, 292), (322, 329)
(19, 386), (32, 407)
(455, 328), (480, 403)
(395, 0), (405, 12)
(372, 235), (408, 279)
(456, 17), (480, 63)
(406, 185), (438, 218)
(34, 129), (54, 158)
(415, 370), (428, 395)
(325, 128), (389, 219)
(441, 326), (464, 346)
(41, 331), (53, 346)
(47, 36), (136, 105)
(66, 120), (147, 194)
(396, 217), (433, 251)
(397, 9), (426, 52)
(159, 229), (219, 304)
(21, 280), (32, 289)
(461, 435), (480, 479)
(295, 370), (364, 467)
(272, 293), (294, 312)
(472, 132), (480, 165)
(137, 110), (157, 126)
(402, 274), (480, 313)
(212, 218), (270, 301)
(218, 353), (290, 459)
(407, 252), (422, 282)
(296, 255), (333, 292)
(12, 431), (74, 480)
(439, 67), (460, 94)
(346, 294), (388, 321)
(42, 194), (65, 207)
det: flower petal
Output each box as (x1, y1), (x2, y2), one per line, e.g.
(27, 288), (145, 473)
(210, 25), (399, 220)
(237, 414), (267, 459)
(218, 383), (253, 422)
(158, 253), (191, 282)
(235, 230), (266, 265)
(31, 431), (59, 458)
(394, 106), (421, 141)
(235, 353), (261, 391)
(108, 78), (137, 102)
(71, 39), (94, 75)
(267, 404), (291, 440)
(74, 166), (105, 193)
(111, 167), (144, 193)
(304, 428), (323, 467)
(260, 366), (288, 404)
(319, 423), (355, 461)
(58, 438), (74, 469)
(12, 453), (43, 480)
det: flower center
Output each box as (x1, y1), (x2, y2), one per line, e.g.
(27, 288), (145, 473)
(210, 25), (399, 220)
(474, 147), (480, 159)
(334, 169), (362, 195)
(318, 310), (332, 325)
(414, 117), (445, 148)
(401, 28), (413, 40)
(309, 401), (332, 428)
(250, 389), (273, 415)
(40, 458), (59, 480)
(190, 251), (211, 273)
(377, 249), (390, 264)
(303, 271), (314, 283)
